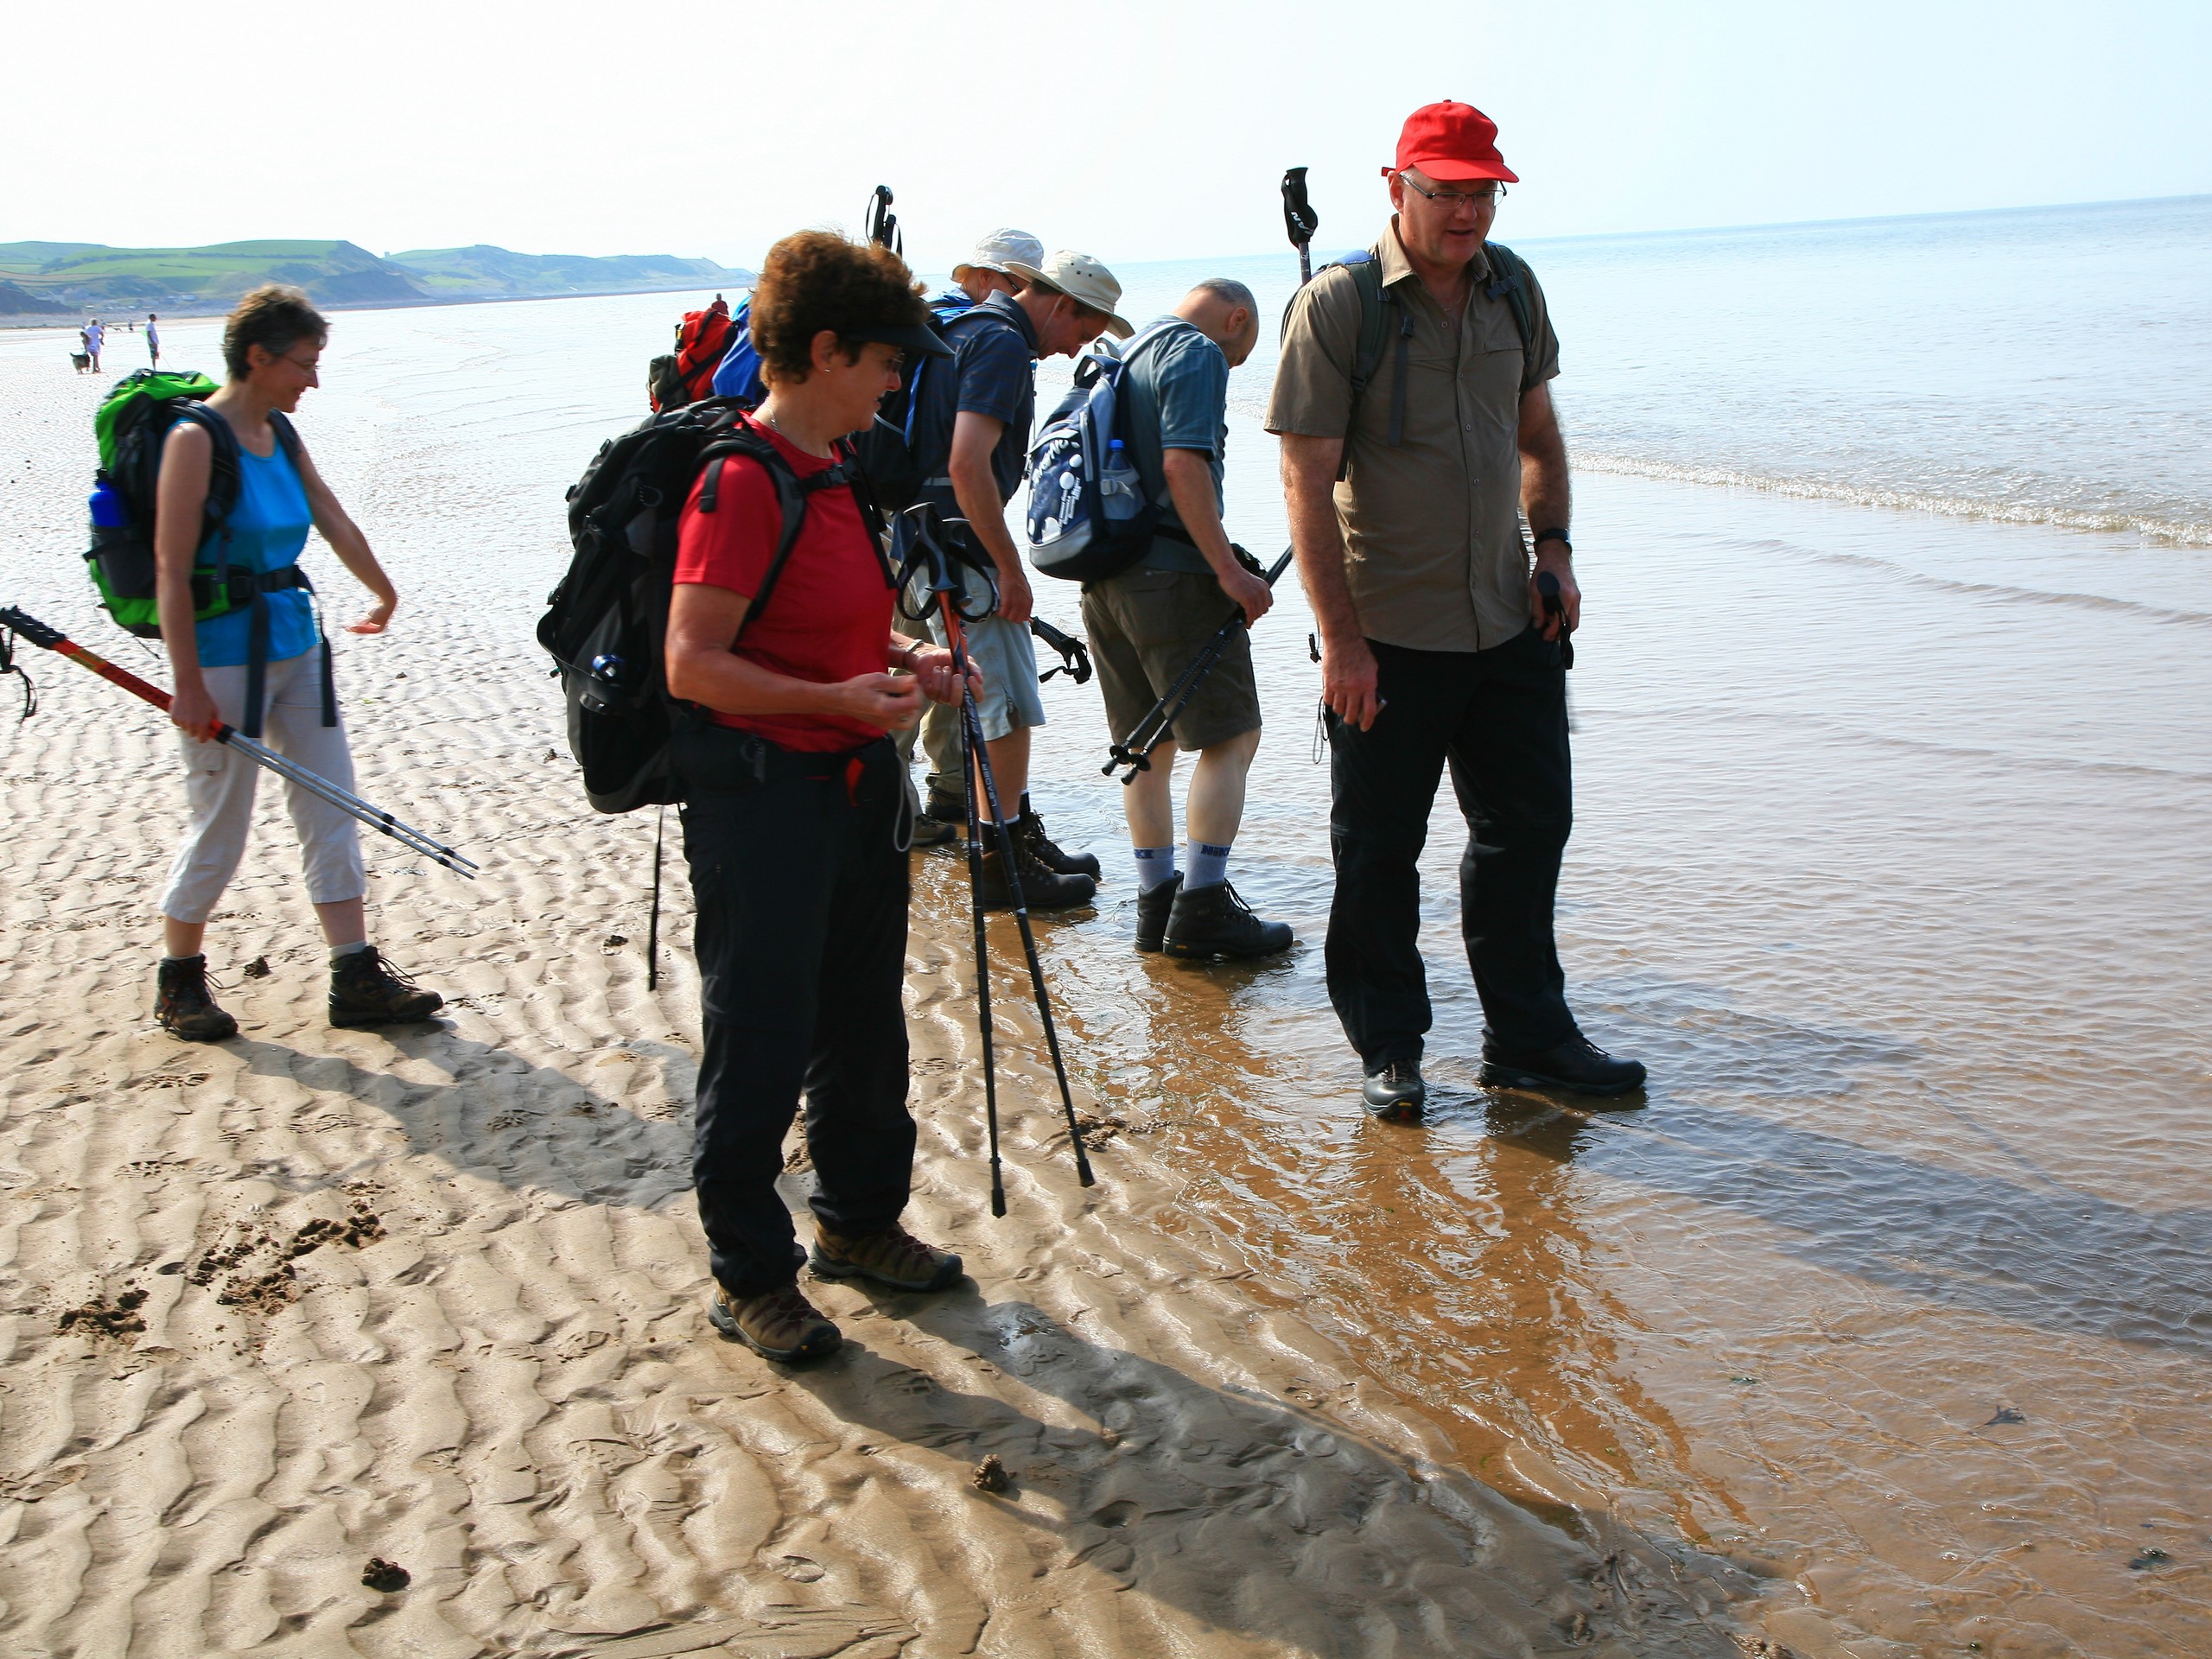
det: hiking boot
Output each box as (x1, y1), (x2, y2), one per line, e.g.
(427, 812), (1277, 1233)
(154, 955), (238, 1043)
(915, 789), (967, 847)
(1163, 881), (1293, 960)
(810, 1224), (963, 1292)
(908, 810), (957, 849)
(1134, 872), (1184, 953)
(978, 844), (1096, 911)
(1481, 1033), (1648, 1098)
(328, 946), (445, 1028)
(709, 1281), (842, 1362)
(1020, 807), (1102, 880)
(1361, 1059), (1427, 1121)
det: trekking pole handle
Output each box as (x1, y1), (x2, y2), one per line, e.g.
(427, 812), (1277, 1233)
(1536, 570), (1576, 671)
(1282, 167), (1319, 286)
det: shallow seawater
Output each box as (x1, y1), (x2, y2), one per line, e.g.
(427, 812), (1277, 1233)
(4, 263), (2209, 1655)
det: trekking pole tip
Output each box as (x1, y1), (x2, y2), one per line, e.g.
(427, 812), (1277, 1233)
(989, 1187), (1007, 1218)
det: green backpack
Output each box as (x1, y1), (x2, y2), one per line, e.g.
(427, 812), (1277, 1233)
(85, 368), (303, 638)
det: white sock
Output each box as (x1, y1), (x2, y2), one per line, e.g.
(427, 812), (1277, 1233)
(1133, 847), (1178, 892)
(331, 939), (372, 965)
(1185, 841), (1231, 891)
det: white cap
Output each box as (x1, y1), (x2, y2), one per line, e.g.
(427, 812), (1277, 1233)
(950, 228), (1046, 284)
(1001, 250), (1133, 339)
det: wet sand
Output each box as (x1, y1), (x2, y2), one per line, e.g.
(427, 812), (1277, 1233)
(3, 298), (2209, 1656)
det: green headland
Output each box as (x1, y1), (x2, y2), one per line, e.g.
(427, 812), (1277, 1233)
(0, 239), (753, 320)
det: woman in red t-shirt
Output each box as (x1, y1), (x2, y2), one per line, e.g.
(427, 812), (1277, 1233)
(664, 232), (972, 1363)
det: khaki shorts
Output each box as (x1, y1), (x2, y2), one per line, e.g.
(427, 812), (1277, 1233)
(1082, 566), (1262, 753)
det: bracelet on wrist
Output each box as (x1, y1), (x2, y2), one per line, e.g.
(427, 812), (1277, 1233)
(1533, 528), (1573, 556)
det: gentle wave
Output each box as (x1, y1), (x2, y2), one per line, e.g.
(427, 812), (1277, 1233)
(1574, 450), (2212, 547)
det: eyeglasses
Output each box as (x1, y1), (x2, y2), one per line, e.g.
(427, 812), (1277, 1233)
(1400, 175), (1505, 207)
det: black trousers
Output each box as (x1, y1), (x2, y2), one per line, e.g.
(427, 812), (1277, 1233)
(675, 724), (914, 1296)
(1325, 626), (1574, 1071)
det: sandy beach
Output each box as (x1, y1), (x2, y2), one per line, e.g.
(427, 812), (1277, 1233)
(3, 265), (2208, 1657)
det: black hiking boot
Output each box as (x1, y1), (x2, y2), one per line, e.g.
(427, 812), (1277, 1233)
(1480, 1033), (1647, 1098)
(1134, 872), (1184, 953)
(1163, 880), (1293, 960)
(329, 946), (445, 1028)
(978, 842), (1096, 911)
(1361, 1059), (1427, 1122)
(154, 955), (238, 1043)
(709, 1281), (842, 1363)
(1020, 806), (1102, 880)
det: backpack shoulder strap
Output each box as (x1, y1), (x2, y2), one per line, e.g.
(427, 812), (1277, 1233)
(1479, 241), (1539, 361)
(692, 427), (830, 640)
(175, 402), (245, 524)
(268, 409), (302, 460)
(1340, 253), (1392, 397)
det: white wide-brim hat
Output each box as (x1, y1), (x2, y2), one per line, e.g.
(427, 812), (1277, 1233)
(951, 227), (1046, 284)
(1002, 251), (1134, 339)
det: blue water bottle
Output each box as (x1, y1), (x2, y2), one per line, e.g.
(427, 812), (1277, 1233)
(89, 474), (129, 528)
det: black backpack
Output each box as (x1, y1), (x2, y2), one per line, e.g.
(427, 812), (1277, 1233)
(847, 298), (987, 514)
(539, 399), (877, 813)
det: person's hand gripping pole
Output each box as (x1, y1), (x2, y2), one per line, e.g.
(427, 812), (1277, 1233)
(894, 509), (1096, 1208)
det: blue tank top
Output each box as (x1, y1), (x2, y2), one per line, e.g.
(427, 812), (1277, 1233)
(194, 435), (318, 668)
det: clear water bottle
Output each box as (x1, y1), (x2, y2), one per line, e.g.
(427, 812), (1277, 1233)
(89, 473), (129, 528)
(1100, 437), (1143, 521)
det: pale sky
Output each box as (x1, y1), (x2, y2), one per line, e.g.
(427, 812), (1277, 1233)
(9, 0), (2209, 270)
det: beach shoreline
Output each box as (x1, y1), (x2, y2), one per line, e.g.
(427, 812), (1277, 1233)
(3, 269), (2206, 1656)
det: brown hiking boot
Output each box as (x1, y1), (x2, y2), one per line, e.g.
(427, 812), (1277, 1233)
(709, 1282), (842, 1362)
(155, 955), (238, 1042)
(810, 1224), (963, 1292)
(328, 946), (444, 1028)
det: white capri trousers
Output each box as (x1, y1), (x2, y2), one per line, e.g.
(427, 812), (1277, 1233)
(160, 651), (366, 925)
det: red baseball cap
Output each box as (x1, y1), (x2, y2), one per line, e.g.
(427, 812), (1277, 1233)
(1389, 100), (1517, 184)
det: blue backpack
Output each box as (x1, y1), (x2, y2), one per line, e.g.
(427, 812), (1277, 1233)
(1024, 320), (1185, 583)
(708, 299), (768, 404)
(715, 291), (972, 512)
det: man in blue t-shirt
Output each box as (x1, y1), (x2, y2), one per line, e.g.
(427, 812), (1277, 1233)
(906, 230), (1043, 849)
(899, 250), (1128, 910)
(1081, 279), (1292, 960)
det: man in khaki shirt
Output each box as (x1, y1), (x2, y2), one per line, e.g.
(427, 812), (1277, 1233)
(1268, 100), (1645, 1117)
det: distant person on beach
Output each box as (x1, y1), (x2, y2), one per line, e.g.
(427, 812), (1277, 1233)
(908, 227), (1044, 846)
(85, 318), (104, 372)
(1084, 278), (1294, 960)
(1271, 100), (1646, 1118)
(899, 249), (1128, 905)
(662, 231), (971, 1363)
(147, 313), (161, 365)
(151, 283), (445, 1043)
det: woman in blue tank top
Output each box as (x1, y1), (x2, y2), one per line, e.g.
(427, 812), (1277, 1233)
(149, 284), (447, 1041)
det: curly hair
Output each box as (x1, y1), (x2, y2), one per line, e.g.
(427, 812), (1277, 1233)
(747, 231), (926, 385)
(222, 284), (328, 380)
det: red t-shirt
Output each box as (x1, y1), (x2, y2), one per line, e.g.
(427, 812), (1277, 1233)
(673, 416), (893, 753)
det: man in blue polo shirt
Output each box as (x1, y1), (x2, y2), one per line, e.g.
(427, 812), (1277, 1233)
(900, 250), (1128, 909)
(1083, 279), (1292, 959)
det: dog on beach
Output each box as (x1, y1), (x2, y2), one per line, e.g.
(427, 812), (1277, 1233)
(71, 352), (90, 372)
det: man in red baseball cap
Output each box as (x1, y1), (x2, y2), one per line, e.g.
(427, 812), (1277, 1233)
(1267, 100), (1646, 1118)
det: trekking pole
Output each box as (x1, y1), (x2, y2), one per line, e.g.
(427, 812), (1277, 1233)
(0, 606), (479, 879)
(1103, 547), (1294, 785)
(1027, 616), (1092, 685)
(1282, 167), (1319, 286)
(897, 510), (1096, 1205)
(1537, 570), (1576, 671)
(864, 186), (901, 257)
